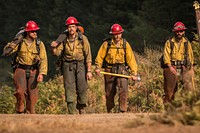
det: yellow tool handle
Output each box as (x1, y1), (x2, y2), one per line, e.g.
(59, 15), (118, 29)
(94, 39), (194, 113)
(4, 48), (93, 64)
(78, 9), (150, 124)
(100, 71), (131, 78)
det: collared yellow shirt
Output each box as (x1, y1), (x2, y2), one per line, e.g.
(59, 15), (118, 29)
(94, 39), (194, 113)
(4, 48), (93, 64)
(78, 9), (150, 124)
(4, 39), (48, 75)
(95, 38), (138, 75)
(53, 33), (92, 63)
(163, 37), (194, 65)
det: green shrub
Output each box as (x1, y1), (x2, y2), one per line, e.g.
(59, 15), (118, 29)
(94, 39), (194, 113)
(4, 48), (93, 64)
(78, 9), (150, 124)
(0, 85), (15, 114)
(36, 75), (66, 114)
(0, 41), (199, 119)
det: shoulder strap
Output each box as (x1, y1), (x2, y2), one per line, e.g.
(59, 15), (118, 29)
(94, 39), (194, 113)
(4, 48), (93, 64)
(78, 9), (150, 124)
(183, 37), (189, 61)
(169, 37), (189, 61)
(36, 38), (41, 55)
(123, 39), (126, 49)
(105, 38), (126, 56)
(169, 37), (188, 56)
(104, 38), (127, 64)
(169, 38), (174, 55)
(104, 38), (112, 60)
(122, 39), (127, 65)
(60, 32), (84, 60)
(63, 31), (83, 46)
(184, 37), (188, 54)
(77, 32), (85, 58)
(11, 38), (41, 66)
(77, 31), (84, 49)
(16, 39), (41, 54)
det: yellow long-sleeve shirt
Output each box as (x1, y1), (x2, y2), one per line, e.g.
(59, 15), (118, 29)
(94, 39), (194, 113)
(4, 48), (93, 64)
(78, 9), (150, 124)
(95, 38), (137, 75)
(3, 39), (48, 75)
(52, 34), (92, 64)
(163, 37), (194, 65)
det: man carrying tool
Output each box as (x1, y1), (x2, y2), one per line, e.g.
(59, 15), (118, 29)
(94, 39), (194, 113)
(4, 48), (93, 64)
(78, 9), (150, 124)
(3, 20), (48, 114)
(51, 16), (92, 114)
(95, 23), (138, 113)
(162, 21), (195, 103)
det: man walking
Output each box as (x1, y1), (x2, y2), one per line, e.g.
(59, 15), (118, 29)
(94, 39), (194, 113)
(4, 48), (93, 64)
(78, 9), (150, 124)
(3, 20), (48, 114)
(95, 24), (138, 113)
(162, 21), (195, 103)
(51, 16), (92, 114)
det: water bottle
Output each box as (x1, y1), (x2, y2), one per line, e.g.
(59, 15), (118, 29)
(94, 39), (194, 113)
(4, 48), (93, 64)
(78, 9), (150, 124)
(137, 75), (141, 81)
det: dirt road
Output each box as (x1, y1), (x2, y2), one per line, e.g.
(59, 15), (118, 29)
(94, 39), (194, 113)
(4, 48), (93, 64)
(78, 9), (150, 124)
(0, 113), (199, 133)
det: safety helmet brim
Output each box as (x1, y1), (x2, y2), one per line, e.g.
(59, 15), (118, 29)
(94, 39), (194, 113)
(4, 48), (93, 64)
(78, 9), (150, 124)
(25, 27), (40, 32)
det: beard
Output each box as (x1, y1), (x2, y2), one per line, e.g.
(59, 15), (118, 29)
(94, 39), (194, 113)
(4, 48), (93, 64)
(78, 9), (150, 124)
(175, 33), (184, 40)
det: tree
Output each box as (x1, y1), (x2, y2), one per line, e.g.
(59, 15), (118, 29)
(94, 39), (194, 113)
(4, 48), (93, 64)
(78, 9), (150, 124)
(129, 0), (196, 47)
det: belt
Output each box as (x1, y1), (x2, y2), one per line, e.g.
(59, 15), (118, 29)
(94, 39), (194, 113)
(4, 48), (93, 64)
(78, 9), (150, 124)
(171, 60), (185, 66)
(18, 64), (38, 70)
(105, 63), (125, 68)
(66, 60), (77, 64)
(65, 60), (84, 64)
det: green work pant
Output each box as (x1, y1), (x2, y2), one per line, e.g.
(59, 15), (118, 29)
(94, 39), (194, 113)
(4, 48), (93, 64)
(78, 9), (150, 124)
(63, 61), (88, 114)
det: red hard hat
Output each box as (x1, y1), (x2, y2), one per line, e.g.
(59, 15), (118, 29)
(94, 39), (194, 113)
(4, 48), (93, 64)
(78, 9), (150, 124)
(173, 21), (187, 31)
(25, 21), (40, 32)
(65, 16), (79, 26)
(109, 24), (124, 35)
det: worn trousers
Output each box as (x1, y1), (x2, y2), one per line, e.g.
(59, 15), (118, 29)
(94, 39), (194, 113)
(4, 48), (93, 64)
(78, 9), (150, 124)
(163, 65), (195, 103)
(62, 61), (88, 114)
(104, 67), (128, 112)
(13, 68), (38, 114)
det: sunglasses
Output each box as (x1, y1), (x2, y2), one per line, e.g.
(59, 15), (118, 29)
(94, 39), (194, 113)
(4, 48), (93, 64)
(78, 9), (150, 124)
(29, 31), (37, 33)
(175, 30), (184, 33)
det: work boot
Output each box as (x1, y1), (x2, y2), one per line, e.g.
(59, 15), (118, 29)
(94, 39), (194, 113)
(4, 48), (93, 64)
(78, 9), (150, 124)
(76, 103), (86, 114)
(78, 108), (86, 114)
(107, 108), (112, 113)
(67, 102), (76, 114)
(16, 111), (24, 114)
(119, 110), (126, 113)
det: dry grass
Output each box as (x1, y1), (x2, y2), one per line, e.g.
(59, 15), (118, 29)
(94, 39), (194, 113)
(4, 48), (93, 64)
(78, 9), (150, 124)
(1, 33), (200, 133)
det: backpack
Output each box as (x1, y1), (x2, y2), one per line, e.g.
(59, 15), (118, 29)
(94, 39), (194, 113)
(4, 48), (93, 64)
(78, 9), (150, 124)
(11, 38), (41, 71)
(159, 37), (188, 69)
(55, 31), (84, 74)
(102, 38), (127, 68)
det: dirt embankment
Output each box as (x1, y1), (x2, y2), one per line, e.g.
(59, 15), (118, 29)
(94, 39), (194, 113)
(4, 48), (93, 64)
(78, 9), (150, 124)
(0, 113), (199, 133)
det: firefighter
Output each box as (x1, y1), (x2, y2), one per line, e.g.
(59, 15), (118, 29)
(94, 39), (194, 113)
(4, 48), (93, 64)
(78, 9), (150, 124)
(51, 16), (92, 114)
(3, 21), (48, 114)
(95, 24), (138, 113)
(163, 21), (195, 103)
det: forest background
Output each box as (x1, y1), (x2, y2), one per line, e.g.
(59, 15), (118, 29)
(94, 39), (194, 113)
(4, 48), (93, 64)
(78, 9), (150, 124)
(0, 0), (197, 83)
(0, 0), (200, 119)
